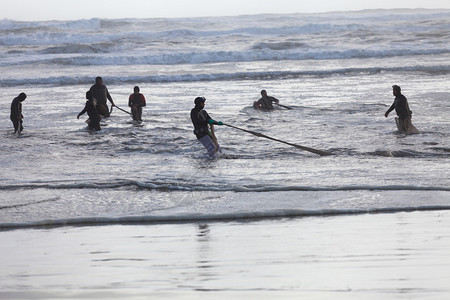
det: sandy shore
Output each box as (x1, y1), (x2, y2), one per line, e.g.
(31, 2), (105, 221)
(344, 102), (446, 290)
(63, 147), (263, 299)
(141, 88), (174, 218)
(1, 210), (450, 299)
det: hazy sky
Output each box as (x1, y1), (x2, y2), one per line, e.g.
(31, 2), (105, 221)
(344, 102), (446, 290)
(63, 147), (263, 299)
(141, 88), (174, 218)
(2, 0), (450, 21)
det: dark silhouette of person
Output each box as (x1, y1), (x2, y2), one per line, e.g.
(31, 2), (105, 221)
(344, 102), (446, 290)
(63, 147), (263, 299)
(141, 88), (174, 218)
(10, 92), (27, 134)
(385, 85), (418, 134)
(190, 97), (223, 157)
(89, 76), (115, 117)
(254, 89), (279, 110)
(77, 91), (101, 131)
(128, 86), (146, 121)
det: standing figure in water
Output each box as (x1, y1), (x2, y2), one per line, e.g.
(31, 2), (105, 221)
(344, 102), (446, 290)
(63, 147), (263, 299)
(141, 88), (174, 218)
(385, 85), (419, 134)
(10, 92), (27, 135)
(190, 97), (223, 158)
(89, 76), (115, 117)
(77, 91), (101, 131)
(128, 86), (146, 121)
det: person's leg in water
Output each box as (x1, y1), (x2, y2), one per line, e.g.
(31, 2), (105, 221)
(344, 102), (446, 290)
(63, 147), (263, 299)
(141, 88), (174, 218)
(209, 124), (221, 153)
(11, 118), (23, 134)
(89, 117), (101, 131)
(131, 106), (142, 121)
(11, 118), (19, 133)
(136, 106), (142, 121)
(199, 135), (219, 158)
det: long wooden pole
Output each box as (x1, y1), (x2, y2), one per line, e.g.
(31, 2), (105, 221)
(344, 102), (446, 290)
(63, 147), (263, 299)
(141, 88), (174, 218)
(114, 105), (131, 115)
(275, 103), (293, 110)
(223, 123), (332, 156)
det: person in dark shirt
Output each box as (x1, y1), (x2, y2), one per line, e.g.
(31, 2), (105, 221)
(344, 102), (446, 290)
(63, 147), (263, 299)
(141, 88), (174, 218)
(385, 85), (418, 134)
(10, 92), (27, 134)
(254, 89), (279, 110)
(128, 86), (146, 121)
(89, 76), (115, 117)
(190, 97), (223, 158)
(77, 91), (101, 131)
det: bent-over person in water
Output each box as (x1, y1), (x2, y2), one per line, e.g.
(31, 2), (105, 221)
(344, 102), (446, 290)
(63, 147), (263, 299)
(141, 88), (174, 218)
(10, 92), (27, 135)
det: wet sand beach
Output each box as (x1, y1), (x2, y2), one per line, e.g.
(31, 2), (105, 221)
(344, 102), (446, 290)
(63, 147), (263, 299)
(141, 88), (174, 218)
(1, 210), (450, 299)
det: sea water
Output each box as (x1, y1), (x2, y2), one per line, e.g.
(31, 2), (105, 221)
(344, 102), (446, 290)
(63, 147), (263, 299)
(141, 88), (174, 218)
(0, 9), (449, 298)
(0, 9), (448, 227)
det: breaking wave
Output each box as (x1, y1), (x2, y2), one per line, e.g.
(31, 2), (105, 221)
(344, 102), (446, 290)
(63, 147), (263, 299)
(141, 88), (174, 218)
(1, 64), (449, 86)
(2, 204), (450, 230)
(2, 47), (450, 67)
(0, 180), (448, 193)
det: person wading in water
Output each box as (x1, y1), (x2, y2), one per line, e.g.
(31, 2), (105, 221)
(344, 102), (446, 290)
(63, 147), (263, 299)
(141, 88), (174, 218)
(253, 89), (279, 110)
(89, 76), (116, 117)
(10, 92), (27, 135)
(77, 91), (101, 131)
(190, 97), (223, 158)
(385, 85), (419, 134)
(128, 86), (146, 121)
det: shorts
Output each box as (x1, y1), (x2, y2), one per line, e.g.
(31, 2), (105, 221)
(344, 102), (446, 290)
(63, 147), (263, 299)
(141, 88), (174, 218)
(198, 135), (220, 158)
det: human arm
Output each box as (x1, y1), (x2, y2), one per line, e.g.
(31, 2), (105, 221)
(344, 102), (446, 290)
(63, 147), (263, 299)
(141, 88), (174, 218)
(269, 96), (279, 104)
(77, 103), (88, 119)
(191, 109), (221, 127)
(387, 95), (410, 119)
(385, 103), (395, 117)
(208, 119), (223, 125)
(205, 110), (223, 125)
(105, 87), (115, 106)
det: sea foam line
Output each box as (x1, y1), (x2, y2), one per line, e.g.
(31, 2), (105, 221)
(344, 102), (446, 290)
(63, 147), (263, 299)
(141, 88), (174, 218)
(0, 181), (449, 192)
(1, 65), (450, 87)
(2, 205), (450, 230)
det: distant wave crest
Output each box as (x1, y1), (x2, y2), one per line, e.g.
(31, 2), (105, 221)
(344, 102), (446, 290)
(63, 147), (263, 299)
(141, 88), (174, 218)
(2, 47), (450, 67)
(1, 65), (450, 86)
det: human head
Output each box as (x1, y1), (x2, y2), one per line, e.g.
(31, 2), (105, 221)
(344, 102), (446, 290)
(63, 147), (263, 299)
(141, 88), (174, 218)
(194, 96), (206, 107)
(18, 92), (27, 101)
(86, 90), (93, 100)
(134, 86), (140, 93)
(95, 76), (103, 85)
(392, 85), (401, 96)
(261, 90), (267, 97)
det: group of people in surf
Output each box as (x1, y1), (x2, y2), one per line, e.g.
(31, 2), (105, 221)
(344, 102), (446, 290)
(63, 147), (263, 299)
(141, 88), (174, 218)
(76, 76), (147, 131)
(10, 77), (146, 135)
(191, 84), (418, 158)
(10, 79), (417, 158)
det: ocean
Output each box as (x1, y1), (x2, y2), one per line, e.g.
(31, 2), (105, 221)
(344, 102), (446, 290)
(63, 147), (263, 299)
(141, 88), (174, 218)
(0, 9), (449, 299)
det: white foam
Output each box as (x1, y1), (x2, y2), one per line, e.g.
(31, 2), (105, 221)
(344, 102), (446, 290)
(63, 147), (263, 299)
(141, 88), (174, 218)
(1, 10), (449, 68)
